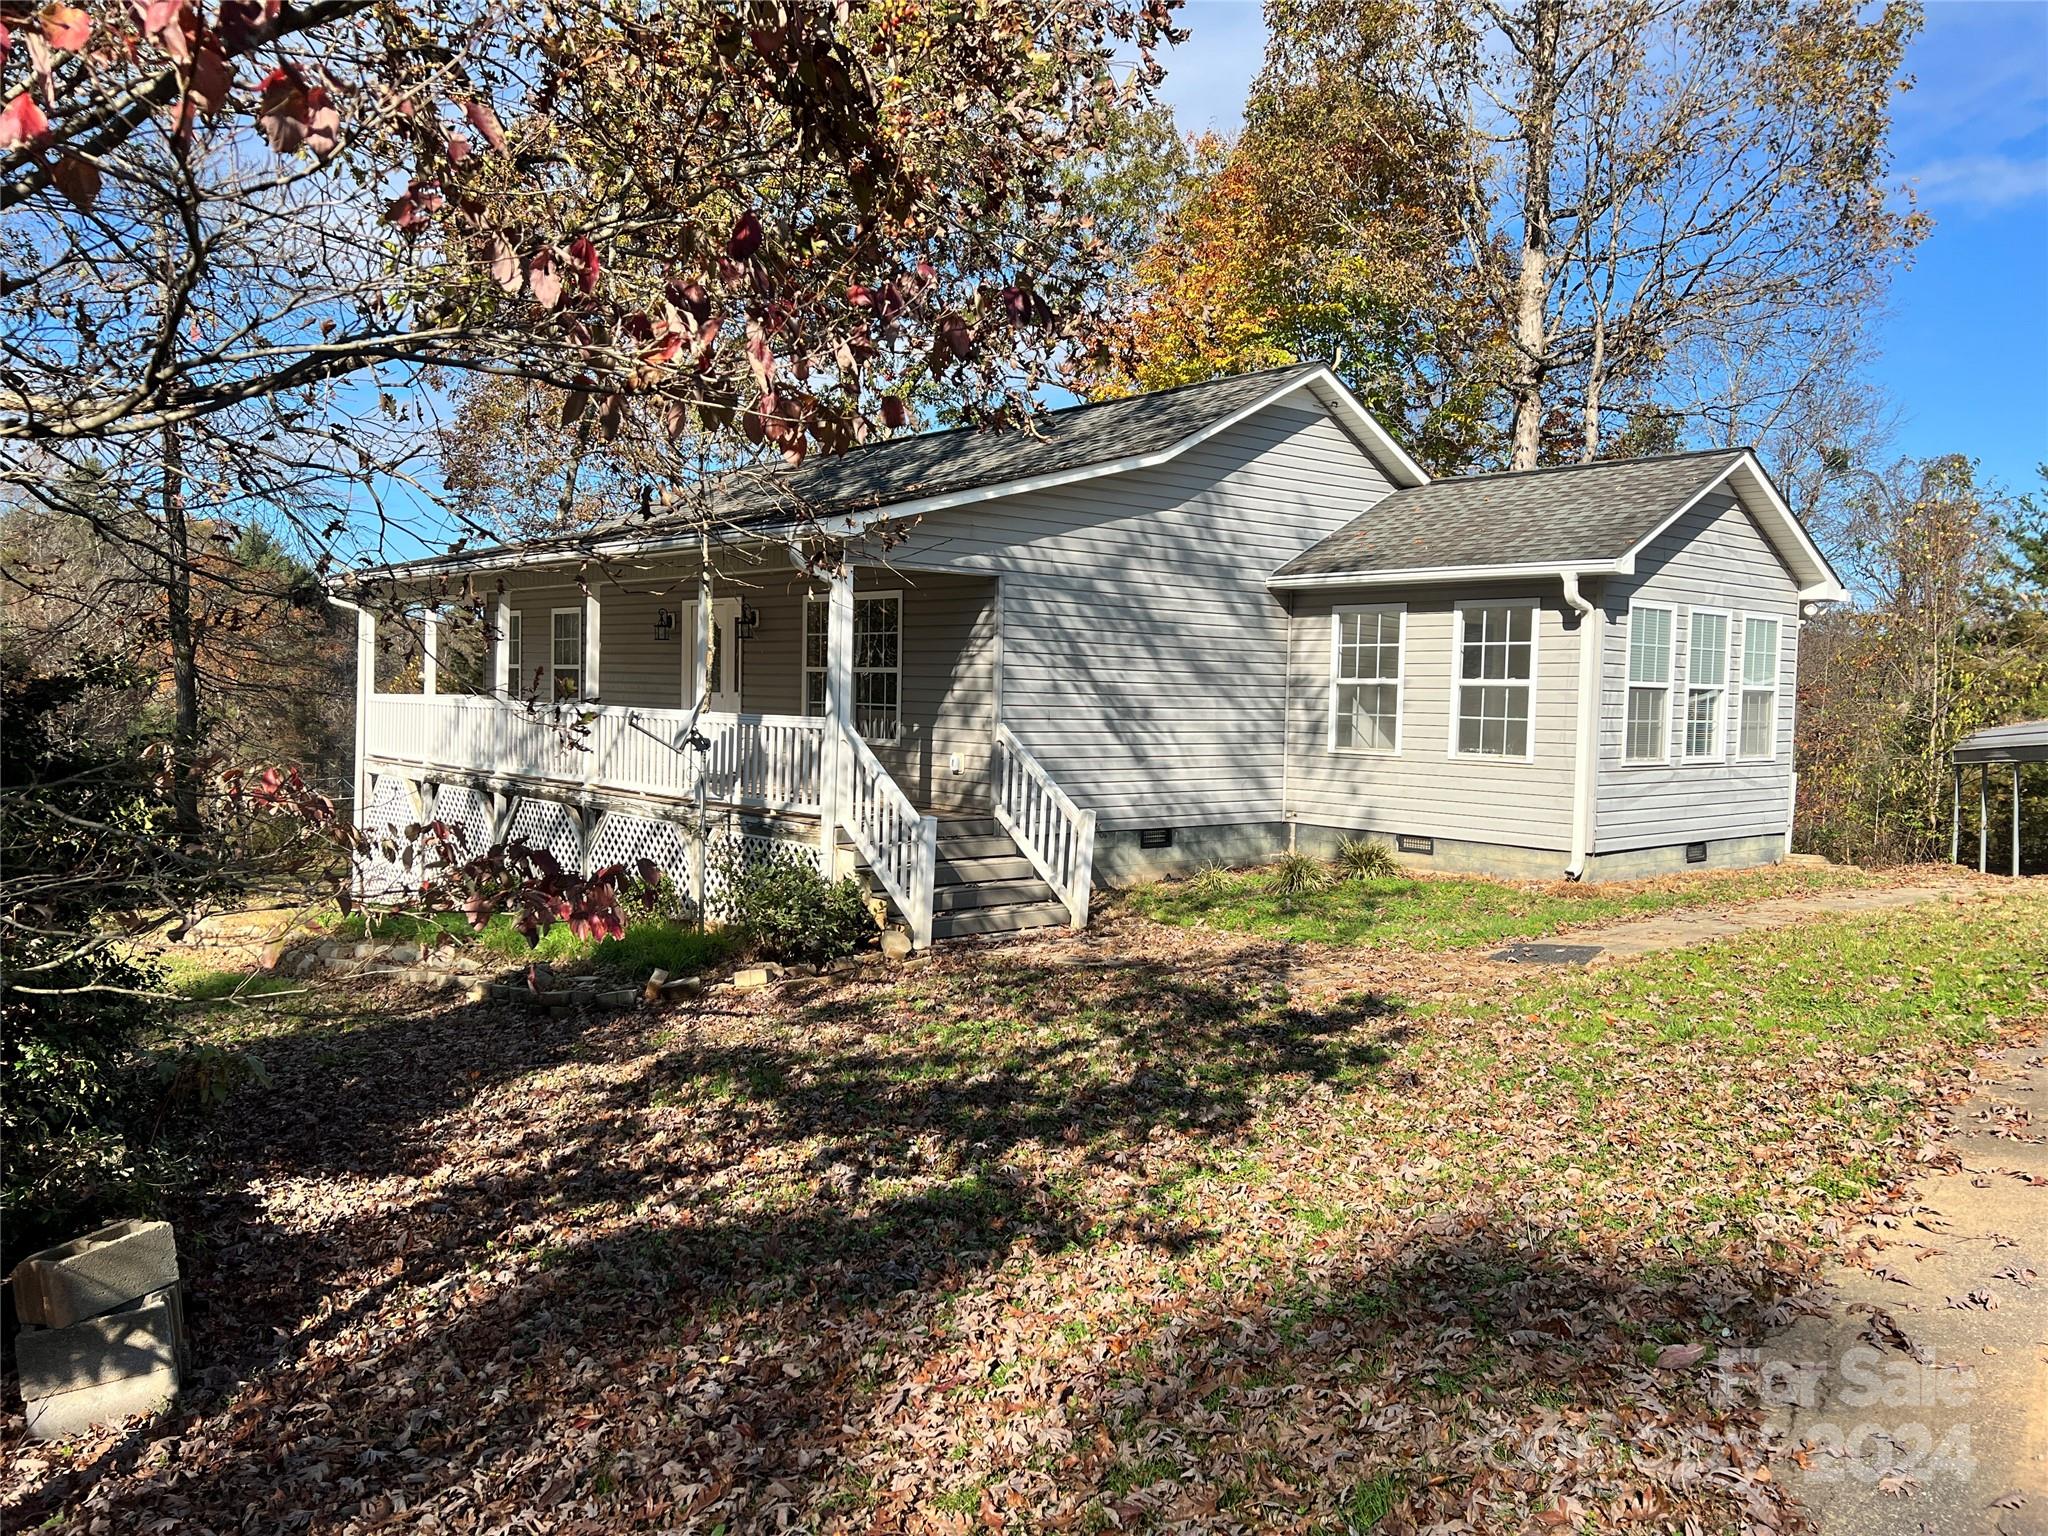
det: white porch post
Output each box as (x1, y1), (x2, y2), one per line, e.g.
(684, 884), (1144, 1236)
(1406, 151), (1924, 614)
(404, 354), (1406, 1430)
(819, 563), (854, 869)
(493, 594), (513, 697)
(693, 573), (713, 714)
(421, 608), (438, 696)
(582, 587), (603, 700)
(353, 606), (375, 828)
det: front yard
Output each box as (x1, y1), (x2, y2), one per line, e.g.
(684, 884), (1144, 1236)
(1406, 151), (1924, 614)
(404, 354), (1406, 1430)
(4, 874), (2043, 1533)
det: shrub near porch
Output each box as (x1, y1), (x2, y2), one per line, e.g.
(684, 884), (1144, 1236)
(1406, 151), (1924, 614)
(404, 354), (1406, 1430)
(1123, 859), (1878, 948)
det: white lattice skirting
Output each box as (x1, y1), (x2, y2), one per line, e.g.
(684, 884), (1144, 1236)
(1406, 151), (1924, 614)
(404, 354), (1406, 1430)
(353, 778), (824, 924)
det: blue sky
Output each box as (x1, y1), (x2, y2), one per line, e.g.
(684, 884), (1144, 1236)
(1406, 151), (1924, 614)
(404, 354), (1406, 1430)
(1156, 0), (2048, 495)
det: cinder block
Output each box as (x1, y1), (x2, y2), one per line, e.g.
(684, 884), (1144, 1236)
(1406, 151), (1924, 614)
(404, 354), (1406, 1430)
(23, 1362), (179, 1441)
(10, 1219), (178, 1328)
(15, 1286), (181, 1401)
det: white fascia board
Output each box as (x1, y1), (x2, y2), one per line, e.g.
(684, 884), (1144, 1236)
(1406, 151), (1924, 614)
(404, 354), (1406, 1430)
(1268, 560), (1622, 591)
(1622, 452), (1849, 605)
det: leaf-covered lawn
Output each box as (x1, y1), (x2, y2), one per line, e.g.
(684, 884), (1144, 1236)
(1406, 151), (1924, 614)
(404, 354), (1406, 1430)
(5, 889), (2041, 1534)
(1123, 860), (1883, 947)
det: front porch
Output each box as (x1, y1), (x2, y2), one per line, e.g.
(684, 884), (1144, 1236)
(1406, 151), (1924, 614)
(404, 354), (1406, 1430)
(350, 559), (1094, 946)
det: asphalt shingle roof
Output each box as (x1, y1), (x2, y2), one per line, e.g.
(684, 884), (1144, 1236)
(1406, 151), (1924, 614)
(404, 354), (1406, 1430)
(702, 363), (1327, 527)
(1272, 448), (1752, 579)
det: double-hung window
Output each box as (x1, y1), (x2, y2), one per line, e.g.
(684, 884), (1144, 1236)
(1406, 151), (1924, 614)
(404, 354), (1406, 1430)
(1329, 605), (1403, 753)
(1625, 604), (1675, 764)
(1738, 615), (1781, 759)
(1682, 609), (1731, 761)
(502, 612), (523, 695)
(1453, 602), (1535, 758)
(549, 608), (582, 701)
(804, 592), (901, 742)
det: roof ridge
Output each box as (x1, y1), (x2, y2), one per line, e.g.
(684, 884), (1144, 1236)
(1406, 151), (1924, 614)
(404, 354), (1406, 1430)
(1427, 444), (1752, 488)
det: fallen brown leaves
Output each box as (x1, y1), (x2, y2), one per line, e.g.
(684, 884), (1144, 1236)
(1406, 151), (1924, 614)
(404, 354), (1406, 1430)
(3, 895), (2041, 1534)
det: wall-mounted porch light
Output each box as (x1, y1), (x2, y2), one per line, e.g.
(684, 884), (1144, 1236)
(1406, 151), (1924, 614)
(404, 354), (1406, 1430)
(732, 602), (761, 641)
(654, 606), (676, 642)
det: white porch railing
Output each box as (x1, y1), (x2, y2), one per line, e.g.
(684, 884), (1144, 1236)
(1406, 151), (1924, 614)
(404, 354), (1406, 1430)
(991, 724), (1095, 929)
(833, 724), (937, 949)
(362, 693), (824, 813)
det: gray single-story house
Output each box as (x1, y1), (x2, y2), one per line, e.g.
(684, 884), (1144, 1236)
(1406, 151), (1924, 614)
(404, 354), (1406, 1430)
(348, 363), (1846, 944)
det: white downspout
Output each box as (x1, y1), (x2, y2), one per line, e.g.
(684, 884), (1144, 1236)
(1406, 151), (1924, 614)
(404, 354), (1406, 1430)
(1561, 570), (1600, 880)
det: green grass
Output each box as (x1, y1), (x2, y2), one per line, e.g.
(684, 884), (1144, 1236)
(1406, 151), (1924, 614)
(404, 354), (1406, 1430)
(161, 957), (303, 1003)
(1122, 863), (1871, 949)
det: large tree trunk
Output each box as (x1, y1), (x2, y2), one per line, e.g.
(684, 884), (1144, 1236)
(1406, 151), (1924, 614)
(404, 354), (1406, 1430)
(161, 420), (201, 835)
(1507, 0), (1565, 471)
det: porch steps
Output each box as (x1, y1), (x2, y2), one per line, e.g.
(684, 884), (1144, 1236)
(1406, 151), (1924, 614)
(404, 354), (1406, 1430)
(847, 814), (1071, 941)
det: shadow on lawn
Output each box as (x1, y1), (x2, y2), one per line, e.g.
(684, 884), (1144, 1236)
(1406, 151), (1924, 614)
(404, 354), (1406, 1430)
(5, 948), (1797, 1531)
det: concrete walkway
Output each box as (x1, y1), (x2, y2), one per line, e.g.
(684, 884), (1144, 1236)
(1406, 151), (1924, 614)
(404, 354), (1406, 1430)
(1492, 882), (1968, 965)
(1764, 1039), (2048, 1534)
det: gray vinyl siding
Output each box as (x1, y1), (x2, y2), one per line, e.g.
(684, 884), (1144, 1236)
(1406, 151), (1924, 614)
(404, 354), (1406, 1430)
(1283, 585), (1581, 852)
(1594, 490), (1799, 851)
(864, 402), (1398, 830)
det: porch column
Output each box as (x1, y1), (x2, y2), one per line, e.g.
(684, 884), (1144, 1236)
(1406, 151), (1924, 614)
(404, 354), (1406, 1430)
(818, 563), (854, 867)
(353, 606), (375, 832)
(421, 608), (438, 696)
(493, 594), (513, 697)
(693, 572), (712, 715)
(582, 587), (603, 700)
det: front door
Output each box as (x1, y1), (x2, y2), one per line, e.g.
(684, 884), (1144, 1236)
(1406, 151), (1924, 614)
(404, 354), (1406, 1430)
(684, 598), (744, 714)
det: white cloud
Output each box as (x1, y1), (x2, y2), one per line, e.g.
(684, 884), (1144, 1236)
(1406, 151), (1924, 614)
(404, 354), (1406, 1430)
(1902, 153), (2048, 212)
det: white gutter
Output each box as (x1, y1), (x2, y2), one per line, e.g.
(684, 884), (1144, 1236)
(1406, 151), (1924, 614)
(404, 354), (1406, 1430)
(1270, 559), (1626, 591)
(1560, 570), (1602, 880)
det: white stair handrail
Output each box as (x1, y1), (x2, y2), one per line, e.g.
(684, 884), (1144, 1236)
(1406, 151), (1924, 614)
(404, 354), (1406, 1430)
(991, 724), (1095, 929)
(834, 722), (937, 948)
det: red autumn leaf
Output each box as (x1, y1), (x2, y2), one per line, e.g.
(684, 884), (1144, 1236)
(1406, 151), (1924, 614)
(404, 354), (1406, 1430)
(568, 234), (599, 295)
(445, 132), (470, 164)
(487, 233), (520, 294)
(39, 3), (89, 51)
(464, 99), (506, 153)
(881, 395), (908, 429)
(1654, 1343), (1706, 1370)
(727, 210), (763, 260)
(51, 153), (99, 211)
(937, 312), (974, 361)
(846, 283), (873, 309)
(132, 0), (178, 38)
(527, 250), (562, 310)
(0, 92), (51, 150)
(186, 38), (233, 118)
(256, 65), (309, 153)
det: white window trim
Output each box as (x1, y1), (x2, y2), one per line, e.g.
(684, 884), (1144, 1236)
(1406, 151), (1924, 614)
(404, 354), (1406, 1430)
(804, 589), (902, 743)
(549, 606), (583, 701)
(1681, 606), (1735, 765)
(1737, 611), (1783, 762)
(1622, 601), (1677, 767)
(1328, 603), (1406, 757)
(1446, 598), (1540, 764)
(503, 611), (523, 695)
